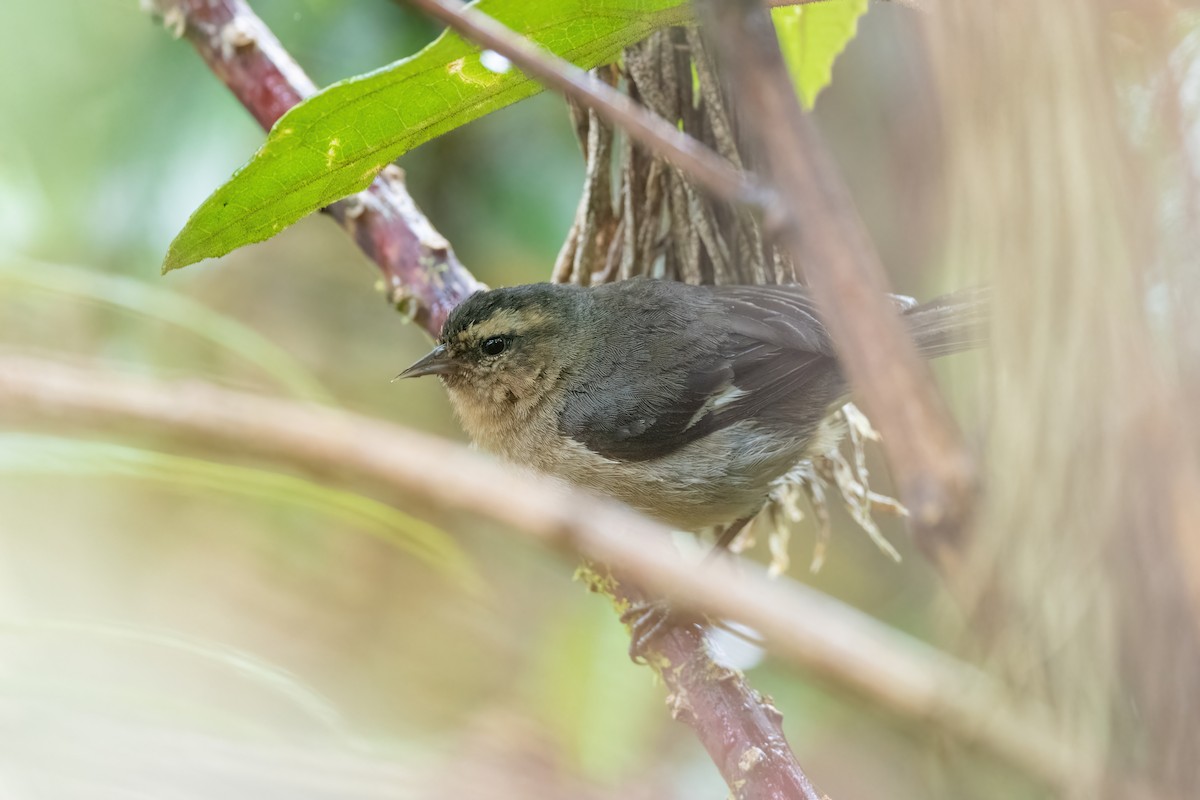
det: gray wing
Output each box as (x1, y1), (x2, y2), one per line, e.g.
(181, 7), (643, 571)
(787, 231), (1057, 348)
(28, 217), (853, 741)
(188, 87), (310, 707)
(558, 283), (845, 462)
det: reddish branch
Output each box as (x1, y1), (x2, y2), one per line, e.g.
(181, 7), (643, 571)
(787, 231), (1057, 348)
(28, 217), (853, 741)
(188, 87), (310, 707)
(146, 0), (482, 337)
(609, 589), (825, 800)
(695, 0), (976, 569)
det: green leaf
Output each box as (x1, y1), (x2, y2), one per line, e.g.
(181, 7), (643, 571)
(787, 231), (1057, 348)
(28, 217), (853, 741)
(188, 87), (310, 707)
(772, 0), (869, 109)
(164, 0), (691, 272)
(0, 256), (333, 403)
(0, 434), (482, 593)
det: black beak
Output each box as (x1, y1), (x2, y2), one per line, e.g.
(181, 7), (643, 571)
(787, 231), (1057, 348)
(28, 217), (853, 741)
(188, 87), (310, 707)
(394, 344), (456, 380)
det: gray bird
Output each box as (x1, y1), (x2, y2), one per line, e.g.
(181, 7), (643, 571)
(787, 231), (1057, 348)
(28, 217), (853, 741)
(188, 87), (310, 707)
(398, 278), (984, 535)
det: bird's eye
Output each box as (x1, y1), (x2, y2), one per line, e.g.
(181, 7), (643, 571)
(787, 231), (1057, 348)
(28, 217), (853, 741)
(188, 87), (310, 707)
(480, 336), (507, 356)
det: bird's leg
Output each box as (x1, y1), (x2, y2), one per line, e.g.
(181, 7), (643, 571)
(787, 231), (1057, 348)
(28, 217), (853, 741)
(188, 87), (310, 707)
(704, 515), (754, 563)
(622, 515), (754, 662)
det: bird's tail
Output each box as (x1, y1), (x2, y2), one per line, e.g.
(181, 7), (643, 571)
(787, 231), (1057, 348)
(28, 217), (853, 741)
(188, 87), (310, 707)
(903, 286), (989, 359)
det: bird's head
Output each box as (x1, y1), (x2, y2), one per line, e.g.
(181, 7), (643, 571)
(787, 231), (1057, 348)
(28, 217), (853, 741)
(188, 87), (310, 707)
(397, 283), (583, 419)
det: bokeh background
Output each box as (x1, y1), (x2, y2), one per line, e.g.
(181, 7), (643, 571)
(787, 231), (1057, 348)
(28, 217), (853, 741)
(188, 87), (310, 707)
(2, 2), (1195, 799)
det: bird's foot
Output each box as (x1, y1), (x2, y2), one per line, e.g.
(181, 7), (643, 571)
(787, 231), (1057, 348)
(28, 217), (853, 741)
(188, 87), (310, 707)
(620, 599), (694, 663)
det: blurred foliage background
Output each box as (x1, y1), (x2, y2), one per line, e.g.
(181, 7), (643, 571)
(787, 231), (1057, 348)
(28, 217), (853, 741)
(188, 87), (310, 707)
(3, 1), (1188, 799)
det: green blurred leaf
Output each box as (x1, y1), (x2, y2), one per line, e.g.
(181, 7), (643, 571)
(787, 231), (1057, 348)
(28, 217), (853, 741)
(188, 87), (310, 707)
(0, 435), (481, 593)
(0, 256), (334, 403)
(529, 594), (662, 782)
(164, 0), (691, 272)
(0, 618), (354, 741)
(773, 0), (869, 109)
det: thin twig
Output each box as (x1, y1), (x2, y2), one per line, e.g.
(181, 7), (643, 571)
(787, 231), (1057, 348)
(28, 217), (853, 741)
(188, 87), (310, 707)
(694, 0), (977, 569)
(143, 0), (483, 337)
(405, 0), (771, 212)
(0, 355), (1091, 794)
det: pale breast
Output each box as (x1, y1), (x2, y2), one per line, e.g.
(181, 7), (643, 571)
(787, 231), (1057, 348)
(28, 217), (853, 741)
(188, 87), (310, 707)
(450, 377), (838, 531)
(506, 414), (812, 531)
